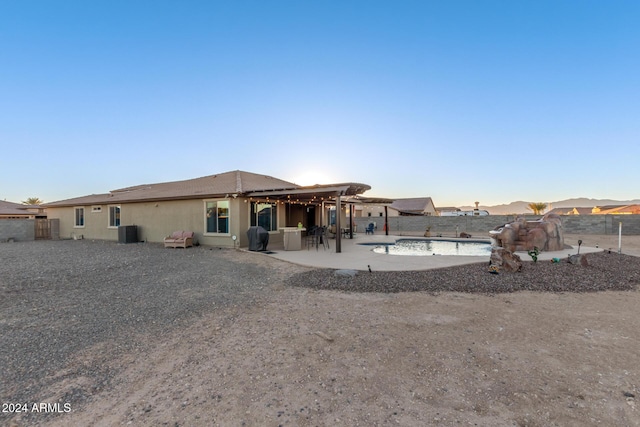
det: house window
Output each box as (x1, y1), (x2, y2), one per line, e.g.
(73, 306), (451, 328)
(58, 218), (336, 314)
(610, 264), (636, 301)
(74, 207), (85, 227)
(250, 202), (277, 231)
(205, 200), (229, 234)
(109, 206), (121, 228)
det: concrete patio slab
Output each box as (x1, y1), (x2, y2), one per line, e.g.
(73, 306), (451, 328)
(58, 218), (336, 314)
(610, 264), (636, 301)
(259, 233), (602, 271)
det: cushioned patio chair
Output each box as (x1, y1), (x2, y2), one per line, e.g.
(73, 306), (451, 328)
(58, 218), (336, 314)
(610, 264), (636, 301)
(365, 223), (375, 235)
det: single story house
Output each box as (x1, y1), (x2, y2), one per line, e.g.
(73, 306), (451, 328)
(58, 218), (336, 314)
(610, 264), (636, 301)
(547, 207), (594, 216)
(44, 170), (372, 251)
(0, 200), (45, 219)
(547, 205), (640, 215)
(389, 198), (437, 216)
(359, 197), (437, 217)
(592, 205), (640, 215)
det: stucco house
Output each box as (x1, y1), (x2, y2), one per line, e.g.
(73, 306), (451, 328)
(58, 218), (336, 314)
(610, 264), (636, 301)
(359, 197), (437, 218)
(547, 207), (593, 216)
(393, 198), (437, 216)
(592, 205), (640, 215)
(0, 200), (45, 219)
(44, 170), (371, 250)
(547, 205), (640, 215)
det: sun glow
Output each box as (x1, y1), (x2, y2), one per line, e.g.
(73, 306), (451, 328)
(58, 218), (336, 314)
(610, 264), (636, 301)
(291, 171), (332, 186)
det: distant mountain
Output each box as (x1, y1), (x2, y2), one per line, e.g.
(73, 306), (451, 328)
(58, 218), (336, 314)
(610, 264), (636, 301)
(458, 198), (640, 215)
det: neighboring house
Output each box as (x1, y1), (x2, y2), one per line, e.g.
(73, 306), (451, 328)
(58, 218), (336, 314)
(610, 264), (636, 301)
(359, 197), (437, 217)
(44, 170), (371, 249)
(592, 205), (640, 215)
(358, 204), (391, 217)
(547, 207), (593, 216)
(0, 200), (45, 219)
(546, 205), (640, 215)
(389, 198), (437, 216)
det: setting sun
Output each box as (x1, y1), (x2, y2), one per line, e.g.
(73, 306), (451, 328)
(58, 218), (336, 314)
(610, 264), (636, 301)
(291, 171), (332, 186)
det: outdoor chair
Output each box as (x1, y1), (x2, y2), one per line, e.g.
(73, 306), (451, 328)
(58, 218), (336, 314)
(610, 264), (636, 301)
(307, 226), (329, 250)
(365, 223), (375, 235)
(305, 226), (319, 250)
(320, 226), (330, 250)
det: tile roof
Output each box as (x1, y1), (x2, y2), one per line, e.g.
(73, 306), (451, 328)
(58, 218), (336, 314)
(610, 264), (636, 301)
(595, 204), (640, 214)
(573, 207), (595, 215)
(547, 207), (590, 215)
(548, 205), (640, 215)
(0, 200), (34, 216)
(389, 197), (434, 214)
(45, 170), (300, 207)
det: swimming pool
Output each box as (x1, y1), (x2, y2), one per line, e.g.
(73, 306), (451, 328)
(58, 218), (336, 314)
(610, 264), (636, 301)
(360, 239), (492, 256)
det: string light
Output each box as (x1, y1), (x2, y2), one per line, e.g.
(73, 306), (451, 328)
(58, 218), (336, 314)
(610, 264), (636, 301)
(235, 194), (349, 208)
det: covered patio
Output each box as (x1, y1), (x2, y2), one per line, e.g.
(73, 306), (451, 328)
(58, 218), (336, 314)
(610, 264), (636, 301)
(245, 184), (394, 253)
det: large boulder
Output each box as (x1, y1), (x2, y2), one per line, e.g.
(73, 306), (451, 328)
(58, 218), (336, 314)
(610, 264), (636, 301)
(490, 247), (523, 272)
(489, 213), (564, 252)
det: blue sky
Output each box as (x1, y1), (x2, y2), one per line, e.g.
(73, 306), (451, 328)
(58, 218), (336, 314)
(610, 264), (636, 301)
(2, 1), (638, 207)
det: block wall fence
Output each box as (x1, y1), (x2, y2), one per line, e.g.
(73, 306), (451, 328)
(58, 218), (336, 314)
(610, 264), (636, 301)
(355, 215), (640, 237)
(2, 215), (639, 243)
(0, 219), (35, 242)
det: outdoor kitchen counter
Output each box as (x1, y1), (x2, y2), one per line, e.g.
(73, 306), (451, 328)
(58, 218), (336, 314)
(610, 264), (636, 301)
(279, 227), (305, 251)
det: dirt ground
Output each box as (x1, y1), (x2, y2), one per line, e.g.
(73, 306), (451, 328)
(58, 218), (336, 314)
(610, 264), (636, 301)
(10, 235), (640, 426)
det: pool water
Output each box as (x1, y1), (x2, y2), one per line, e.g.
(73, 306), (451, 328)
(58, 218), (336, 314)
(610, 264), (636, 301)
(362, 239), (492, 256)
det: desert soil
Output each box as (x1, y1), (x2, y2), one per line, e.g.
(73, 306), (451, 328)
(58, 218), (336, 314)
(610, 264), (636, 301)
(2, 235), (640, 427)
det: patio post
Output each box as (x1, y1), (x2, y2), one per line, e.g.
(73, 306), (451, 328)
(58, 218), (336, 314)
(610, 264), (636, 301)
(384, 205), (389, 236)
(349, 203), (354, 239)
(335, 195), (342, 253)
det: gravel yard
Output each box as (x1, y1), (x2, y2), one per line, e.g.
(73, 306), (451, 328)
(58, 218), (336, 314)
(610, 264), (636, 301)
(1, 240), (294, 426)
(286, 251), (640, 293)
(2, 239), (640, 426)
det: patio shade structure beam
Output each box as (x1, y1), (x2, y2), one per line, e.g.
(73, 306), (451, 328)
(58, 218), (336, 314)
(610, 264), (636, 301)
(246, 184), (370, 203)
